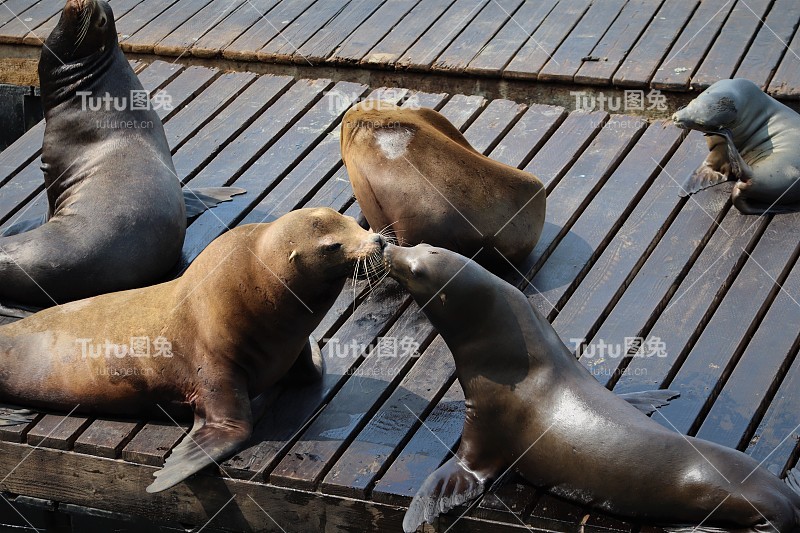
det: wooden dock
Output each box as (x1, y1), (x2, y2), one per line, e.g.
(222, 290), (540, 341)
(1, 0), (800, 100)
(0, 59), (799, 532)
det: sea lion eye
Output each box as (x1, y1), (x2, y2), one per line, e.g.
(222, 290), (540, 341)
(324, 242), (342, 252)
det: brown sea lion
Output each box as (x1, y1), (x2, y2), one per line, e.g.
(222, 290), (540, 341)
(673, 78), (800, 215)
(0, 208), (385, 493)
(0, 0), (243, 315)
(384, 244), (800, 533)
(341, 101), (545, 269)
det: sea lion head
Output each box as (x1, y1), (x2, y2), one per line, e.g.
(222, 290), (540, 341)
(42, 0), (116, 66)
(274, 208), (386, 282)
(672, 79), (765, 133)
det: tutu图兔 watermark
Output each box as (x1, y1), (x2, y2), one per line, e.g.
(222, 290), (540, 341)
(77, 89), (173, 113)
(571, 336), (668, 359)
(324, 335), (421, 359)
(76, 336), (174, 359)
(570, 89), (668, 113)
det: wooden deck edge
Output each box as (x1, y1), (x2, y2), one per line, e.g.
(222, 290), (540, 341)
(0, 440), (537, 533)
(10, 44), (800, 119)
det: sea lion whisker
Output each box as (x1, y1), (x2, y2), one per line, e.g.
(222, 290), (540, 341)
(74, 2), (94, 51)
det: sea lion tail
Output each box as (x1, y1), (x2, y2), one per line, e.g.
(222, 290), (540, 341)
(403, 456), (486, 533)
(183, 187), (247, 219)
(618, 389), (680, 415)
(785, 466), (800, 497)
(0, 405), (36, 426)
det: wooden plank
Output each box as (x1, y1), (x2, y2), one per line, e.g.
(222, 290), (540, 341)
(226, 0), (317, 63)
(122, 0), (215, 54)
(465, 0), (558, 76)
(523, 110), (606, 190)
(575, 184), (730, 388)
(27, 414), (91, 451)
(73, 420), (142, 459)
(523, 116), (647, 295)
(646, 213), (800, 435)
(745, 352), (800, 476)
(173, 74), (293, 183)
(574, 0), (663, 86)
(767, 13), (800, 98)
(115, 0), (181, 41)
(372, 379), (464, 506)
(503, 0), (592, 80)
(487, 103), (567, 169)
(472, 477), (538, 525)
(0, 412), (41, 444)
(294, 0), (386, 65)
(150, 65), (219, 122)
(256, 0), (358, 63)
(362, 0), (456, 66)
(0, 0), (44, 30)
(696, 257), (800, 449)
(526, 495), (585, 532)
(329, 0), (419, 64)
(163, 71), (257, 152)
(538, 0), (627, 83)
(0, 0), (61, 42)
(121, 422), (187, 467)
(651, 0), (737, 91)
(193, 0), (281, 59)
(0, 161), (44, 224)
(238, 88), (414, 226)
(0, 121), (44, 186)
(270, 302), (437, 491)
(689, 0), (772, 91)
(551, 132), (709, 366)
(527, 122), (683, 320)
(22, 0), (146, 46)
(319, 336), (456, 498)
(433, 0), (524, 73)
(615, 208), (765, 396)
(152, 0), (246, 56)
(612, 0), (700, 88)
(395, 0), (489, 71)
(181, 80), (364, 266)
(735, 0), (800, 90)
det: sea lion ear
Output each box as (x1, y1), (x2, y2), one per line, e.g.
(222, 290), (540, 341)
(288, 250), (298, 263)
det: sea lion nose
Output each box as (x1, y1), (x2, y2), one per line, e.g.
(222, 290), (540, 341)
(372, 233), (387, 249)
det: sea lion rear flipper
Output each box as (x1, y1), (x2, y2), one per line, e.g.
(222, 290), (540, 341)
(183, 187), (247, 219)
(618, 389), (680, 415)
(0, 214), (48, 237)
(0, 405), (36, 426)
(785, 466), (800, 496)
(403, 456), (488, 533)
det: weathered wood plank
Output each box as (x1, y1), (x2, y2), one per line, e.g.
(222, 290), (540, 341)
(574, 0), (663, 86)
(433, 0), (524, 73)
(689, 0), (772, 91)
(22, 0), (146, 46)
(194, 0), (281, 60)
(538, 0), (627, 83)
(152, 0), (246, 56)
(697, 256), (800, 449)
(396, 0), (488, 71)
(0, 0), (61, 42)
(768, 14), (800, 98)
(121, 422), (188, 466)
(362, 0), (456, 66)
(735, 0), (800, 90)
(650, 0), (736, 91)
(115, 0), (181, 41)
(487, 104), (567, 169)
(0, 0), (45, 30)
(465, 0), (558, 76)
(122, 0), (215, 54)
(615, 208), (765, 396)
(73, 420), (142, 459)
(647, 213), (800, 435)
(329, 0), (419, 64)
(27, 414), (91, 450)
(612, 0), (700, 88)
(503, 0), (592, 80)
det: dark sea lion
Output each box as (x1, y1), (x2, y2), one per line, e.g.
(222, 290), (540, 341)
(341, 101), (545, 269)
(384, 244), (800, 533)
(0, 208), (385, 493)
(0, 0), (242, 314)
(673, 78), (800, 215)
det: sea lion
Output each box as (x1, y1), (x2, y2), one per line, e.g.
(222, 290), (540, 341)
(0, 0), (243, 314)
(384, 244), (800, 532)
(673, 78), (800, 215)
(0, 208), (385, 493)
(340, 101), (545, 269)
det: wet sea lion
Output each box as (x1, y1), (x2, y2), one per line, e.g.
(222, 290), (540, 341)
(384, 244), (800, 532)
(341, 101), (545, 269)
(0, 0), (242, 314)
(0, 208), (385, 493)
(673, 78), (800, 215)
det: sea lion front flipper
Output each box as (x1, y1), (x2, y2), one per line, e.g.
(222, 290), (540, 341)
(618, 389), (680, 415)
(403, 456), (488, 533)
(785, 465), (800, 496)
(0, 405), (36, 426)
(146, 387), (253, 493)
(0, 302), (38, 319)
(281, 336), (325, 385)
(183, 187), (247, 219)
(681, 164), (730, 197)
(0, 214), (48, 237)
